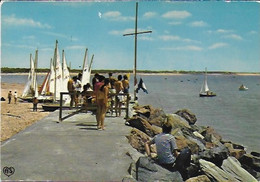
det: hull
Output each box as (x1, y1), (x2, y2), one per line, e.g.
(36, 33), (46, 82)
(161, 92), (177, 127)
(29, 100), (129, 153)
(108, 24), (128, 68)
(19, 97), (53, 103)
(199, 93), (216, 97)
(42, 104), (60, 112)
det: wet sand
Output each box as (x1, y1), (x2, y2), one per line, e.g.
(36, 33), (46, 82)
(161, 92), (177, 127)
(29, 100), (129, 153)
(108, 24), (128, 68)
(1, 82), (50, 142)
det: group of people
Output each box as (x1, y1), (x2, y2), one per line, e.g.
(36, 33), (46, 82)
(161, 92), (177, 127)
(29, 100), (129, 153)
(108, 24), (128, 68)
(7, 90), (18, 104)
(67, 72), (130, 130)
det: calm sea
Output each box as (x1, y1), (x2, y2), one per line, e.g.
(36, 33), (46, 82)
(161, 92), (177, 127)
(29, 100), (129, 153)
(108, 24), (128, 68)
(1, 74), (260, 152)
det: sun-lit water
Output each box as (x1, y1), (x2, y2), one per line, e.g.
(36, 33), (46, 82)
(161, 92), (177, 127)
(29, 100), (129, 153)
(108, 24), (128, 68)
(1, 73), (260, 152)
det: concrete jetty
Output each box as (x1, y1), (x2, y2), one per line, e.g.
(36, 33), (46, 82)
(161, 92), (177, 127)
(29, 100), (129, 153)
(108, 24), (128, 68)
(1, 110), (134, 181)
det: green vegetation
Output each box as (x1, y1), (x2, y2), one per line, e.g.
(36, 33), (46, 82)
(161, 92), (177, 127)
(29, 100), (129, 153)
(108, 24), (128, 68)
(1, 67), (259, 75)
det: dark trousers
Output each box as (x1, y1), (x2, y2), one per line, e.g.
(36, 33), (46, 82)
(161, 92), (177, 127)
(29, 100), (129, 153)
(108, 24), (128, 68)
(160, 147), (191, 180)
(33, 104), (37, 111)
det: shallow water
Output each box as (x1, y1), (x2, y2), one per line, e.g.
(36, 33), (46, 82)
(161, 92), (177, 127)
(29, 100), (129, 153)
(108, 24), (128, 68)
(2, 73), (260, 152)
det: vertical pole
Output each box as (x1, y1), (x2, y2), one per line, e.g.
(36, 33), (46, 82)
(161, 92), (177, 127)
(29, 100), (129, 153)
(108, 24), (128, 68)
(59, 92), (63, 122)
(134, 2), (138, 101)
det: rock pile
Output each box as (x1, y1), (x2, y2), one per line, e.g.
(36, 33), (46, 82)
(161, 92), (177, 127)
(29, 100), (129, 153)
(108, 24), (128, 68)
(124, 105), (259, 182)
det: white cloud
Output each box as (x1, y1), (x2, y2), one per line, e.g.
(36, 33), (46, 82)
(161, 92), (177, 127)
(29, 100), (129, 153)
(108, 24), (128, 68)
(103, 11), (134, 21)
(208, 29), (233, 34)
(22, 35), (36, 40)
(159, 35), (180, 41)
(161, 45), (202, 51)
(168, 21), (182, 26)
(143, 12), (157, 19)
(3, 14), (51, 29)
(65, 45), (86, 50)
(223, 34), (243, 40)
(248, 30), (257, 35)
(2, 43), (35, 49)
(109, 28), (135, 36)
(208, 42), (228, 50)
(162, 11), (191, 19)
(190, 21), (208, 27)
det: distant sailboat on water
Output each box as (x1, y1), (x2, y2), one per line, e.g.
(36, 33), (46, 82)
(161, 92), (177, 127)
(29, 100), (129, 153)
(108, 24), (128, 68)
(199, 68), (216, 97)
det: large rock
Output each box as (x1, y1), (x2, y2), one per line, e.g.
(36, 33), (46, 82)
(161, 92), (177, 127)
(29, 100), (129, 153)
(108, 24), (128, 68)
(126, 128), (151, 153)
(175, 135), (199, 154)
(168, 114), (191, 130)
(199, 159), (237, 181)
(201, 126), (222, 145)
(239, 153), (260, 179)
(126, 116), (159, 137)
(175, 109), (197, 125)
(185, 175), (210, 182)
(221, 157), (257, 182)
(199, 144), (229, 166)
(136, 156), (183, 182)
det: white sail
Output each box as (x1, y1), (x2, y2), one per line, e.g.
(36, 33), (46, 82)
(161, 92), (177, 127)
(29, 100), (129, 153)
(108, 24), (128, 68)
(49, 59), (55, 94)
(62, 50), (70, 92)
(53, 40), (63, 100)
(200, 67), (210, 93)
(81, 48), (89, 90)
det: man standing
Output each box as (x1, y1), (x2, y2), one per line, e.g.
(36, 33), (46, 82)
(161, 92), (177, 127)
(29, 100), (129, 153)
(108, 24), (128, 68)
(8, 91), (12, 104)
(67, 77), (75, 109)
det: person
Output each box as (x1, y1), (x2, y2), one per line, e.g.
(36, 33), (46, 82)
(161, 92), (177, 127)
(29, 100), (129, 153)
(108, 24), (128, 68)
(13, 91), (18, 104)
(145, 117), (191, 180)
(33, 97), (38, 111)
(96, 78), (109, 130)
(114, 75), (124, 117)
(67, 77), (75, 109)
(108, 73), (117, 115)
(8, 91), (12, 104)
(92, 73), (100, 89)
(122, 74), (130, 94)
(73, 76), (81, 107)
(81, 83), (93, 111)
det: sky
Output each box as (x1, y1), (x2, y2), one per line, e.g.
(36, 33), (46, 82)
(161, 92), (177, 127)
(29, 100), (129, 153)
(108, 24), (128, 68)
(1, 1), (260, 72)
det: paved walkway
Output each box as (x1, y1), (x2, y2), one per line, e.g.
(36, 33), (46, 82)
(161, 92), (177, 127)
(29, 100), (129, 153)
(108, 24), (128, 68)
(1, 110), (134, 181)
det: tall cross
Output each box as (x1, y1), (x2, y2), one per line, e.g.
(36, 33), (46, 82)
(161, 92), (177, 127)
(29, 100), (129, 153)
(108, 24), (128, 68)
(123, 2), (152, 101)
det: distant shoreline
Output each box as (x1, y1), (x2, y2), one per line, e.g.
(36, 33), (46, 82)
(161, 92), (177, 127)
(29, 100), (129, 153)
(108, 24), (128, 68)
(1, 72), (260, 76)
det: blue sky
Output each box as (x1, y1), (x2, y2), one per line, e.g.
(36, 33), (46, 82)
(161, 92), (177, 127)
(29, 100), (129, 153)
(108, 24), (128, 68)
(1, 1), (260, 72)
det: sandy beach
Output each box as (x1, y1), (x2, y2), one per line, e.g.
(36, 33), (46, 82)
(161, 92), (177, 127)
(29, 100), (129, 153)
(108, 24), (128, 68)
(1, 82), (50, 142)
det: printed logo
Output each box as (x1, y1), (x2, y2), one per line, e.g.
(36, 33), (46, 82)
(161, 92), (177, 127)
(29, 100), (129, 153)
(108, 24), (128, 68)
(3, 166), (15, 177)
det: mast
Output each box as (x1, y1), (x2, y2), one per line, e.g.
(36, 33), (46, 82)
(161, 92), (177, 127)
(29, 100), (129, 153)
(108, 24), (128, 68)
(34, 49), (38, 97)
(53, 40), (58, 101)
(123, 2), (152, 101)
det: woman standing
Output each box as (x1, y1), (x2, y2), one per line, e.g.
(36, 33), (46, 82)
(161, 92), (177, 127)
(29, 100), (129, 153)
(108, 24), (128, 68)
(96, 78), (110, 130)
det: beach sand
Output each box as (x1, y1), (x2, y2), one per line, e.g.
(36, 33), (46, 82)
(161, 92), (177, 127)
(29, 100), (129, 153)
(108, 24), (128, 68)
(1, 82), (50, 142)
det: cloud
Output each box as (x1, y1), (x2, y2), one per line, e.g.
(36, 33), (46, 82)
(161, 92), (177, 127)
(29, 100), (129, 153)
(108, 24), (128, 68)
(2, 43), (35, 49)
(109, 28), (135, 36)
(162, 11), (191, 19)
(103, 11), (134, 21)
(208, 29), (233, 34)
(143, 12), (157, 19)
(223, 34), (243, 40)
(208, 42), (228, 50)
(189, 21), (208, 27)
(161, 45), (202, 51)
(159, 35), (180, 41)
(3, 14), (51, 29)
(168, 21), (182, 26)
(65, 45), (86, 50)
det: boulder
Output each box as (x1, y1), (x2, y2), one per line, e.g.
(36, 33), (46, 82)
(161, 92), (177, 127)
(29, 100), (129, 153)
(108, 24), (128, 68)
(126, 116), (158, 137)
(133, 105), (152, 118)
(199, 159), (237, 181)
(175, 135), (199, 154)
(126, 128), (151, 153)
(168, 114), (191, 130)
(239, 153), (260, 179)
(198, 144), (229, 166)
(201, 126), (222, 145)
(175, 109), (197, 125)
(185, 175), (210, 182)
(136, 156), (183, 182)
(221, 157), (257, 182)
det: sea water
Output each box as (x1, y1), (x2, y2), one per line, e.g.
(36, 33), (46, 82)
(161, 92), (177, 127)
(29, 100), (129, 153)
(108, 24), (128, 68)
(1, 74), (260, 152)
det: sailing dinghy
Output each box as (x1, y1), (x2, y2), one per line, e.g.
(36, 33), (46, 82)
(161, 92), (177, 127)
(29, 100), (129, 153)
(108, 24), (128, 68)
(199, 68), (216, 97)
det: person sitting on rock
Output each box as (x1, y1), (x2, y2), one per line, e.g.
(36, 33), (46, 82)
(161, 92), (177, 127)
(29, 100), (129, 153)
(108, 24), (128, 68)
(145, 118), (191, 180)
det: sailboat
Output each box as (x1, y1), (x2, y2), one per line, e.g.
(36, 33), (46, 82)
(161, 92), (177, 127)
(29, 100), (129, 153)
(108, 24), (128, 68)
(21, 50), (39, 102)
(199, 68), (216, 97)
(81, 48), (94, 90)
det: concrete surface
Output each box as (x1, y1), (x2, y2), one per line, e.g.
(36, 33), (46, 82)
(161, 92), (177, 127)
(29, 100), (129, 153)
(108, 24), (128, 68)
(1, 110), (134, 181)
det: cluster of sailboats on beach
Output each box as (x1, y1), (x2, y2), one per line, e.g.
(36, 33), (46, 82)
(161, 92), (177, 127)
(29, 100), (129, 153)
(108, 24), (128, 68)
(21, 40), (94, 105)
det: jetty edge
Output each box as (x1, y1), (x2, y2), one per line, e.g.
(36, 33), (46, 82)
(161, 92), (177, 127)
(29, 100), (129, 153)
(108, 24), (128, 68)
(125, 105), (259, 181)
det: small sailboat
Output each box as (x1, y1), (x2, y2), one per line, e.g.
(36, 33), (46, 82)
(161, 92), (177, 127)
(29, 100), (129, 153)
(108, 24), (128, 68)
(239, 84), (248, 91)
(199, 68), (216, 97)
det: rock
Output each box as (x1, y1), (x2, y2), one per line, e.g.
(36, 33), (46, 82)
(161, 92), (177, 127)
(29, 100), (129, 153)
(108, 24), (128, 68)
(126, 128), (151, 153)
(1, 97), (6, 101)
(199, 159), (237, 181)
(133, 105), (152, 118)
(175, 135), (199, 154)
(126, 116), (158, 137)
(122, 174), (137, 182)
(201, 126), (222, 145)
(136, 156), (183, 182)
(175, 109), (197, 125)
(168, 114), (191, 130)
(221, 156), (257, 182)
(239, 153), (260, 179)
(185, 175), (210, 182)
(199, 144), (229, 166)
(229, 148), (246, 160)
